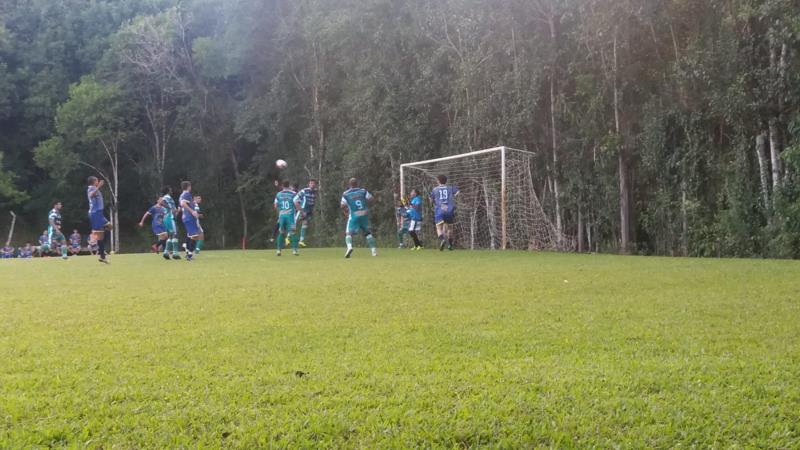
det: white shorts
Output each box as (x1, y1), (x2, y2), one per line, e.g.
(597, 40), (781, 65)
(408, 220), (422, 232)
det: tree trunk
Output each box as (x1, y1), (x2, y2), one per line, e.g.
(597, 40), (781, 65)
(769, 117), (782, 193)
(577, 206), (585, 252)
(681, 186), (688, 257)
(549, 14), (562, 238)
(613, 31), (630, 254)
(229, 147), (248, 249)
(113, 207), (120, 253)
(755, 131), (771, 209)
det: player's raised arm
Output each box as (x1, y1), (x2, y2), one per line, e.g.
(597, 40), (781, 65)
(138, 210), (151, 227)
(340, 196), (349, 217)
(366, 191), (374, 204)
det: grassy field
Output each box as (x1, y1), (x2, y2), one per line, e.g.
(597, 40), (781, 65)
(1, 249), (799, 448)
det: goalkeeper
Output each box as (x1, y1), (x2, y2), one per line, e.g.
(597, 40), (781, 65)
(406, 189), (423, 250)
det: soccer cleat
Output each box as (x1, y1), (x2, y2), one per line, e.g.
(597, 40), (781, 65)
(98, 257), (109, 264)
(186, 254), (193, 261)
(371, 249), (378, 257)
(162, 253), (170, 260)
(344, 248), (353, 259)
(172, 254), (182, 260)
(448, 245), (454, 251)
(269, 238), (275, 243)
(276, 250), (282, 256)
(62, 255), (69, 260)
(299, 241), (307, 248)
(292, 250), (299, 256)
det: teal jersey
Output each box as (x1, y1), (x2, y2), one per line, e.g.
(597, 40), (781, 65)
(340, 188), (373, 218)
(274, 190), (297, 217)
(162, 194), (177, 219)
(48, 208), (62, 233)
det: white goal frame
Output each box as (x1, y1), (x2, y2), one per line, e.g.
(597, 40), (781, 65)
(400, 146), (570, 251)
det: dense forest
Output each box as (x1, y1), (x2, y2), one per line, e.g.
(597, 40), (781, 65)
(0, 0), (798, 257)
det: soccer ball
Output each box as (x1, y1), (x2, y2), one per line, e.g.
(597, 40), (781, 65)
(276, 159), (288, 169)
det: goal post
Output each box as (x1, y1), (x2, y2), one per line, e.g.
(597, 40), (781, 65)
(399, 146), (572, 251)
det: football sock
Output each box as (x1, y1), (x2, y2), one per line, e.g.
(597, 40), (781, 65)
(345, 235), (353, 249)
(410, 231), (421, 247)
(196, 240), (203, 251)
(277, 233), (284, 250)
(158, 239), (167, 252)
(366, 234), (377, 250)
(60, 245), (67, 257)
(98, 236), (106, 259)
(291, 234), (298, 251)
(300, 224), (307, 241)
(171, 238), (179, 254)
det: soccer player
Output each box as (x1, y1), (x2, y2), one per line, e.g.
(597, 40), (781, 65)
(340, 177), (377, 258)
(193, 194), (204, 253)
(161, 186), (181, 259)
(138, 197), (170, 260)
(430, 174), (460, 251)
(1, 244), (14, 258)
(46, 201), (69, 259)
(37, 229), (48, 256)
(406, 189), (424, 250)
(69, 230), (82, 255)
(274, 180), (299, 256)
(293, 179), (317, 247)
(87, 176), (112, 263)
(179, 181), (203, 261)
(395, 200), (410, 248)
(19, 243), (33, 258)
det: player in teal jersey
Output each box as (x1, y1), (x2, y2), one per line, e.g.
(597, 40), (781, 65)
(45, 201), (69, 259)
(340, 177), (377, 258)
(160, 186), (181, 259)
(274, 180), (300, 256)
(193, 194), (204, 253)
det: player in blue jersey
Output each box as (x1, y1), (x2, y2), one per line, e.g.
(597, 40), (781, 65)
(37, 229), (49, 256)
(68, 230), (82, 255)
(293, 179), (317, 247)
(406, 189), (424, 250)
(274, 180), (300, 256)
(340, 177), (377, 258)
(160, 186), (181, 259)
(44, 201), (69, 259)
(138, 197), (171, 260)
(179, 181), (203, 261)
(430, 174), (460, 251)
(87, 176), (112, 263)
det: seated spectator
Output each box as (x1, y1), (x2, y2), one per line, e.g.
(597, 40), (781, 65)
(1, 244), (15, 258)
(69, 229), (82, 255)
(87, 238), (98, 256)
(38, 230), (49, 256)
(19, 243), (33, 258)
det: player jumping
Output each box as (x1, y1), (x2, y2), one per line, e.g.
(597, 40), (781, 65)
(430, 174), (460, 251)
(274, 180), (299, 256)
(87, 176), (112, 263)
(179, 181), (202, 261)
(341, 177), (377, 258)
(138, 197), (170, 260)
(161, 186), (181, 259)
(293, 179), (317, 247)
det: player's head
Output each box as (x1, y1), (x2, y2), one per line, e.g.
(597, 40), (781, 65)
(410, 189), (419, 198)
(53, 201), (62, 210)
(161, 186), (172, 196)
(87, 176), (98, 186)
(348, 177), (358, 188)
(308, 179), (317, 189)
(290, 183), (298, 191)
(437, 174), (448, 185)
(181, 181), (192, 192)
(72, 229), (78, 234)
(193, 194), (202, 204)
(282, 180), (290, 189)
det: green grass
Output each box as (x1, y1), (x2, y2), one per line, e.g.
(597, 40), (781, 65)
(1, 249), (799, 448)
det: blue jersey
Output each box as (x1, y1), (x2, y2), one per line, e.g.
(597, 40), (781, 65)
(407, 196), (423, 221)
(20, 246), (33, 258)
(69, 233), (81, 247)
(396, 207), (410, 227)
(294, 187), (317, 212)
(340, 188), (372, 218)
(87, 186), (104, 213)
(274, 190), (297, 216)
(148, 205), (167, 227)
(38, 234), (48, 245)
(430, 185), (459, 215)
(179, 191), (195, 220)
(1, 246), (14, 258)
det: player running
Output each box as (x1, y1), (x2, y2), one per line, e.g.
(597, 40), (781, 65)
(407, 189), (424, 250)
(274, 180), (300, 256)
(138, 197), (170, 260)
(430, 174), (460, 251)
(68, 230), (82, 255)
(87, 176), (112, 263)
(44, 201), (69, 259)
(340, 177), (377, 258)
(161, 186), (181, 259)
(179, 181), (203, 261)
(293, 179), (317, 247)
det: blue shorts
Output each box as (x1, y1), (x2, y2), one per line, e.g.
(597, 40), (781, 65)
(346, 215), (371, 236)
(183, 217), (201, 237)
(435, 211), (456, 225)
(278, 214), (296, 233)
(152, 224), (167, 236)
(89, 210), (109, 232)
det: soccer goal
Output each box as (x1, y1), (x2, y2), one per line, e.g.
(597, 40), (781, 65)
(400, 146), (572, 251)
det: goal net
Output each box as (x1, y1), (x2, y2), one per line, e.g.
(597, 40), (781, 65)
(400, 147), (572, 251)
